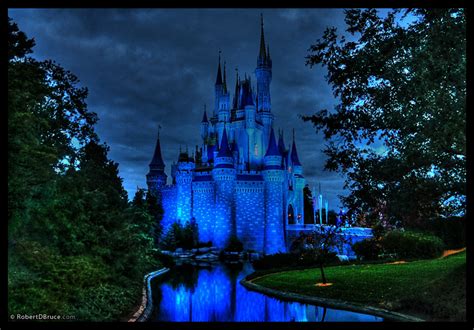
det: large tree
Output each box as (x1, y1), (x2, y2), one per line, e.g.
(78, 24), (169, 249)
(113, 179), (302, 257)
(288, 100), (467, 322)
(8, 18), (161, 320)
(303, 9), (466, 227)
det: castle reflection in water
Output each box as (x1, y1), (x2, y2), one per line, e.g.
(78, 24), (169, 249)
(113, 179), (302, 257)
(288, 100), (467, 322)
(151, 263), (383, 322)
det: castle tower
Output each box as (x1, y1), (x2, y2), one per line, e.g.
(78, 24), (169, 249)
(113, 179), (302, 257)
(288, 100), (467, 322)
(218, 61), (231, 123)
(290, 131), (305, 224)
(255, 14), (274, 156)
(146, 126), (168, 198)
(262, 128), (286, 254)
(214, 51), (223, 119)
(175, 147), (195, 224)
(212, 126), (236, 249)
(200, 105), (209, 142)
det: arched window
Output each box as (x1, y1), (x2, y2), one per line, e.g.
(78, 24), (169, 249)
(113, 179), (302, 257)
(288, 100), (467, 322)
(288, 204), (295, 225)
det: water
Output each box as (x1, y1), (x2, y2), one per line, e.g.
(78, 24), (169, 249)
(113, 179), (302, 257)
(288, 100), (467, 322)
(150, 262), (383, 322)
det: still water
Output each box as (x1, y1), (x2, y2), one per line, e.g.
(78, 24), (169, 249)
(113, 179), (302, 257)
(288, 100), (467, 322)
(150, 262), (383, 322)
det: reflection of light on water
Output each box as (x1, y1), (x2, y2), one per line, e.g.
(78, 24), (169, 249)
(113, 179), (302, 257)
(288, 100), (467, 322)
(155, 263), (383, 322)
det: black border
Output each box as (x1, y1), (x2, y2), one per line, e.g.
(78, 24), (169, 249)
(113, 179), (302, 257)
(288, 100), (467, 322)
(3, 1), (472, 330)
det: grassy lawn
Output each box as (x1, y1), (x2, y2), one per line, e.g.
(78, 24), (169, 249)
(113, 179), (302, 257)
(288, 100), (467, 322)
(252, 251), (466, 321)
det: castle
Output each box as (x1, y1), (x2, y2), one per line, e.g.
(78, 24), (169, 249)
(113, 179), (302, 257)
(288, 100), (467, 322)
(146, 16), (305, 254)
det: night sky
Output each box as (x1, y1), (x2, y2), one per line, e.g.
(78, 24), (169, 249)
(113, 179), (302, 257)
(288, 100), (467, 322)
(9, 8), (357, 210)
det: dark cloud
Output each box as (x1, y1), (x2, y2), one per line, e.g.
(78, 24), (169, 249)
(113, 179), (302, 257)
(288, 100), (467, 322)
(9, 8), (350, 209)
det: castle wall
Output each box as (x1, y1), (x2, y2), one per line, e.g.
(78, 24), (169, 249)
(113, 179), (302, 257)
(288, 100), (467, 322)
(192, 179), (215, 244)
(161, 186), (177, 235)
(235, 178), (265, 252)
(175, 171), (193, 224)
(212, 168), (236, 249)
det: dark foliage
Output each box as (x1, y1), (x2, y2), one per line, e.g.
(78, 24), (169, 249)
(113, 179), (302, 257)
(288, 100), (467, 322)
(353, 230), (445, 260)
(8, 18), (161, 320)
(303, 9), (466, 226)
(352, 238), (382, 261)
(382, 230), (445, 259)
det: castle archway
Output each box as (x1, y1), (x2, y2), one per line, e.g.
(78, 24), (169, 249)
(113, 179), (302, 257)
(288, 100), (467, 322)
(288, 204), (295, 225)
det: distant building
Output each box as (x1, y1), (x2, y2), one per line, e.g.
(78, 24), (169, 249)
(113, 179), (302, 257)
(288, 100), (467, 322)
(147, 16), (305, 254)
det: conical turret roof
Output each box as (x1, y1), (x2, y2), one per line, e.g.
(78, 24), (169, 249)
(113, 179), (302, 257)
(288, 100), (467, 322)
(215, 52), (223, 86)
(265, 127), (280, 157)
(150, 127), (165, 169)
(217, 126), (232, 158)
(278, 130), (286, 156)
(290, 137), (302, 166)
(201, 107), (208, 123)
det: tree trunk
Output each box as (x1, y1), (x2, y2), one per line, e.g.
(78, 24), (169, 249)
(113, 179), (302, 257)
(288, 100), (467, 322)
(319, 261), (327, 284)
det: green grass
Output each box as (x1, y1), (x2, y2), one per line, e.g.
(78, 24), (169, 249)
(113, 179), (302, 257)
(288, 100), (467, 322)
(253, 251), (466, 321)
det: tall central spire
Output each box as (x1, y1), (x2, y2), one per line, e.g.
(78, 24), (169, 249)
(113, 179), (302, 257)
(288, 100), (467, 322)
(259, 13), (266, 60)
(215, 50), (223, 86)
(223, 61), (228, 93)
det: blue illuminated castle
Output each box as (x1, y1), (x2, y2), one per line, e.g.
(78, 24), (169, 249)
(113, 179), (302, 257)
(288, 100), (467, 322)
(147, 16), (305, 254)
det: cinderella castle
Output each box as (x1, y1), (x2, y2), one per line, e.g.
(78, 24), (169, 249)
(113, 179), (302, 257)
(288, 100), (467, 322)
(146, 16), (305, 255)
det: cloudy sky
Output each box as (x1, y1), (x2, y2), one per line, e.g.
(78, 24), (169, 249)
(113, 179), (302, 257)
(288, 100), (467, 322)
(9, 8), (356, 209)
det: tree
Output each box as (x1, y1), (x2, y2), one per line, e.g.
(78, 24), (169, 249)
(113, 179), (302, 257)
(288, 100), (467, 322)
(304, 225), (348, 284)
(8, 17), (97, 239)
(8, 18), (160, 320)
(303, 9), (466, 227)
(145, 190), (164, 245)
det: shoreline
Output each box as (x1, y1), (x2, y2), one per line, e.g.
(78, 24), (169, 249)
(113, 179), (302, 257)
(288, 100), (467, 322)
(240, 276), (425, 322)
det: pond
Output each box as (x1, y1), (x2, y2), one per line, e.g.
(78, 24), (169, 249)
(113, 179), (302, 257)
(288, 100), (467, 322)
(149, 261), (383, 322)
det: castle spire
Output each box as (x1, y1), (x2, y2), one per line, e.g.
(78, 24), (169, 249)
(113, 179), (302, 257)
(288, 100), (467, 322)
(149, 125), (165, 170)
(265, 127), (280, 157)
(259, 13), (266, 61)
(223, 61), (228, 93)
(215, 50), (223, 86)
(278, 128), (286, 155)
(201, 104), (208, 123)
(217, 125), (232, 157)
(290, 129), (302, 166)
(233, 67), (239, 109)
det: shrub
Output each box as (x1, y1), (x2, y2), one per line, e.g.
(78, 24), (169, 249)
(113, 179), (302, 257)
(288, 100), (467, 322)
(382, 230), (445, 259)
(352, 238), (382, 260)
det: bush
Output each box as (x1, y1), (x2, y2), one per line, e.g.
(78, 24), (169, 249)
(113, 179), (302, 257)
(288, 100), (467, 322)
(382, 230), (445, 259)
(352, 238), (382, 260)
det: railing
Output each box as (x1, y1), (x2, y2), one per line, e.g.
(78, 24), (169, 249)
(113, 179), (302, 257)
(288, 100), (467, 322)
(129, 268), (170, 322)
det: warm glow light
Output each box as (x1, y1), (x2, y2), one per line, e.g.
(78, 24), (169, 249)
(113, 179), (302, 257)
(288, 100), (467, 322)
(315, 283), (333, 287)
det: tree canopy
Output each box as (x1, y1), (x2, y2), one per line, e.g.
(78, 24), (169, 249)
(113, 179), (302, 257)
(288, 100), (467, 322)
(303, 9), (466, 226)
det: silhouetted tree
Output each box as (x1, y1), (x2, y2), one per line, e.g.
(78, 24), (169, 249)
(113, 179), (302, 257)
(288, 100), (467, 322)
(303, 9), (466, 227)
